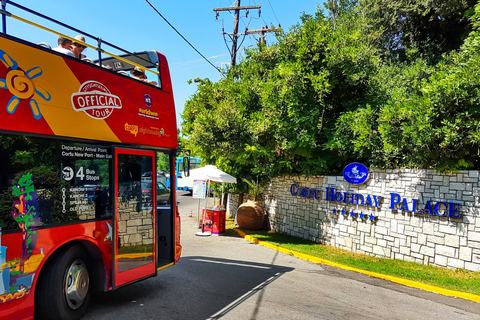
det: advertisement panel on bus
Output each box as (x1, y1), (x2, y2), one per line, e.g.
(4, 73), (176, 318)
(0, 34), (177, 148)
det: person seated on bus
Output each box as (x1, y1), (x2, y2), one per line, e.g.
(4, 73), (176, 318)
(52, 36), (74, 57)
(71, 35), (88, 60)
(130, 66), (157, 86)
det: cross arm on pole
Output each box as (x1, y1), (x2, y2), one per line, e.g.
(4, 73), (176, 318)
(213, 5), (261, 12)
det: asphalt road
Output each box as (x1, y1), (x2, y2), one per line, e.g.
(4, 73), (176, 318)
(83, 191), (480, 320)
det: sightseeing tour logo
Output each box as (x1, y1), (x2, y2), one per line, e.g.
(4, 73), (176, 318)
(0, 49), (51, 120)
(71, 81), (122, 119)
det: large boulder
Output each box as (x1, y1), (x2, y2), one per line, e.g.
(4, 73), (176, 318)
(236, 200), (264, 229)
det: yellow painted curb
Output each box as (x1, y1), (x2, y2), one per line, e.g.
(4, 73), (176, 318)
(234, 228), (480, 303)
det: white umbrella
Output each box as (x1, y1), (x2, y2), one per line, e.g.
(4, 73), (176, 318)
(190, 165), (237, 183)
(191, 165), (236, 236)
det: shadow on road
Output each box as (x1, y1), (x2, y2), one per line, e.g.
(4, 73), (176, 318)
(85, 255), (293, 320)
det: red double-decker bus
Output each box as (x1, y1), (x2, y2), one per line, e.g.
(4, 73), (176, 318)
(0, 2), (181, 319)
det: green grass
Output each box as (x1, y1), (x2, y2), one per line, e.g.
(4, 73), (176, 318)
(225, 219), (480, 295)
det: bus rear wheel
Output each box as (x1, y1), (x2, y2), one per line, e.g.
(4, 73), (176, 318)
(36, 245), (91, 320)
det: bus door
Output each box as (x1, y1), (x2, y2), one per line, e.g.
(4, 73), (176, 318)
(114, 148), (156, 287)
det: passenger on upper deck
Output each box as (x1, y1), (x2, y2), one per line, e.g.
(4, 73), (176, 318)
(52, 36), (75, 57)
(130, 66), (157, 86)
(71, 35), (87, 59)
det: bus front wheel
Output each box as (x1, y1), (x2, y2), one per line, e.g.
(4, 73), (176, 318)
(36, 245), (91, 320)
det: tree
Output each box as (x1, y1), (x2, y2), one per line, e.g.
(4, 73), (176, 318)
(359, 0), (478, 64)
(182, 2), (380, 186)
(182, 1), (480, 183)
(331, 3), (480, 171)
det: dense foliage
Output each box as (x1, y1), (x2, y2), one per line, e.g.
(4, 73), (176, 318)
(181, 1), (480, 190)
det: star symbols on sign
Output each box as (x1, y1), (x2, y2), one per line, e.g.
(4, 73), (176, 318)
(369, 213), (376, 221)
(333, 208), (337, 214)
(341, 209), (346, 216)
(359, 212), (365, 219)
(350, 210), (356, 217)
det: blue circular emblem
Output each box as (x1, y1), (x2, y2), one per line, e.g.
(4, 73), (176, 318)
(343, 163), (369, 185)
(144, 94), (152, 107)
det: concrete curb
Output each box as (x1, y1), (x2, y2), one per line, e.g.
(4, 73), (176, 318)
(234, 228), (480, 304)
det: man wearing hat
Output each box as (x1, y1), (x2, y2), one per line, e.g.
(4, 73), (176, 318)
(53, 36), (74, 57)
(130, 66), (157, 86)
(71, 35), (87, 59)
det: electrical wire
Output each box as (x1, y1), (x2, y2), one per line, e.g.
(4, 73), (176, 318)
(266, 0), (280, 25)
(253, 0), (269, 27)
(145, 0), (223, 75)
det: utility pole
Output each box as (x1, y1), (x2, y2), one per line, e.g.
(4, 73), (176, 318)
(231, 1), (241, 67)
(246, 25), (281, 45)
(214, 0), (261, 67)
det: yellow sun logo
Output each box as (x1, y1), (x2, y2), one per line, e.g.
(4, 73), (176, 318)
(0, 50), (50, 119)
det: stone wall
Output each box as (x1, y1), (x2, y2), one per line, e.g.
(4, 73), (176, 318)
(226, 193), (256, 218)
(117, 200), (153, 247)
(232, 169), (480, 272)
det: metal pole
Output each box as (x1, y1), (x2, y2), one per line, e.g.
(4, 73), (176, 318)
(197, 198), (201, 228)
(204, 180), (210, 211)
(97, 38), (103, 66)
(1, 0), (7, 34)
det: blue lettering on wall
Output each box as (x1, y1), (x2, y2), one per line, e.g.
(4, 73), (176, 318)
(364, 195), (372, 207)
(424, 201), (434, 215)
(390, 193), (401, 209)
(335, 192), (343, 202)
(449, 203), (461, 218)
(288, 184), (461, 218)
(356, 194), (364, 206)
(412, 199), (421, 213)
(400, 198), (409, 212)
(325, 187), (335, 201)
(373, 195), (382, 208)
(435, 202), (447, 216)
(290, 184), (298, 196)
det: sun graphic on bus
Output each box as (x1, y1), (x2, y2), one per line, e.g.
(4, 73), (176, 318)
(0, 50), (51, 119)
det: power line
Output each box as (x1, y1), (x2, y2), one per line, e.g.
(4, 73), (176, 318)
(145, 0), (223, 75)
(214, 0), (262, 66)
(266, 0), (280, 25)
(253, 0), (269, 26)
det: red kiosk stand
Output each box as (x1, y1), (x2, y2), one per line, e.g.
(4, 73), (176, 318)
(202, 207), (226, 235)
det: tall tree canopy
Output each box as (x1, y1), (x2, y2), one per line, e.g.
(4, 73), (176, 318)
(182, 1), (480, 190)
(360, 0), (477, 63)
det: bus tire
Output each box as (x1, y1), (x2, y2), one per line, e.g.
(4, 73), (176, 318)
(35, 245), (91, 320)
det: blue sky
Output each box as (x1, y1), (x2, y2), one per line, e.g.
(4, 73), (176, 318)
(4, 1), (323, 129)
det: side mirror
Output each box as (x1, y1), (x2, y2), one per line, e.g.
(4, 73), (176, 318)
(183, 157), (190, 177)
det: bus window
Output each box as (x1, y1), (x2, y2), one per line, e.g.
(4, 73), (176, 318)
(0, 134), (112, 231)
(61, 142), (112, 220)
(156, 151), (171, 208)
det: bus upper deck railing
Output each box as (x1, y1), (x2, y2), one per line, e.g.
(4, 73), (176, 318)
(0, 0), (160, 78)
